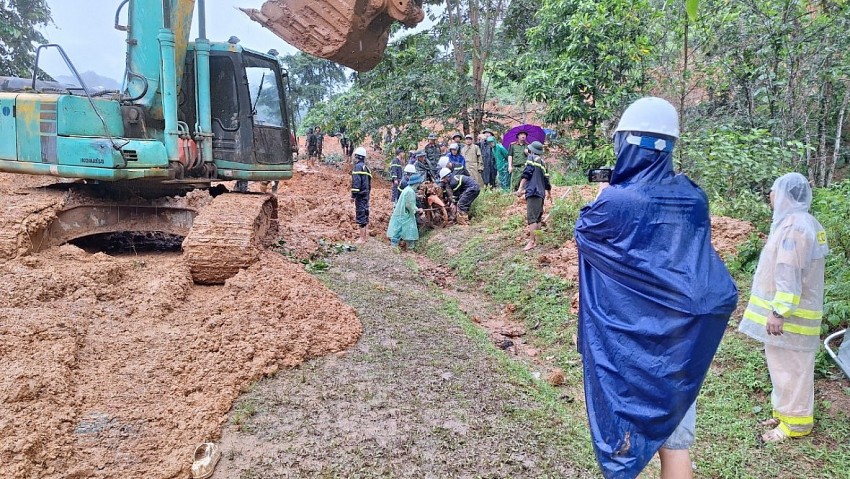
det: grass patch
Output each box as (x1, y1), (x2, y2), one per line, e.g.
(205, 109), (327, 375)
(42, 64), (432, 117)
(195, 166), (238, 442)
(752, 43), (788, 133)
(423, 206), (850, 478)
(438, 297), (597, 474)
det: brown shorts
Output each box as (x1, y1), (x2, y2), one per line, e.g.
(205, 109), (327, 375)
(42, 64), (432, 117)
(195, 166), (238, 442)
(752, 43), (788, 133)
(527, 196), (544, 225)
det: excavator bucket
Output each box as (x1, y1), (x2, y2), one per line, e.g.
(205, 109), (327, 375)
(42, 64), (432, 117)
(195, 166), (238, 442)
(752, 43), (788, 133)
(241, 0), (424, 72)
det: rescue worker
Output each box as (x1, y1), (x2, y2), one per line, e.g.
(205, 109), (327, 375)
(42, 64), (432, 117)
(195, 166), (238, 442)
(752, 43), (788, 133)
(307, 128), (319, 167)
(387, 173), (425, 250)
(439, 167), (480, 224)
(389, 147), (405, 203)
(350, 146), (372, 244)
(490, 136), (510, 192)
(447, 143), (468, 176)
(398, 163), (417, 192)
(738, 172), (828, 443)
(314, 126), (324, 162)
(461, 134), (484, 187)
(507, 130), (529, 191)
(424, 133), (442, 178)
(574, 97), (737, 479)
(480, 129), (496, 187)
(515, 141), (552, 251)
(414, 150), (436, 182)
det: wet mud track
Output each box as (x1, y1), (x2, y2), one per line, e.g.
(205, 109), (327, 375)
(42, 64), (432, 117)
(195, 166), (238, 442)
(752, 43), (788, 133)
(214, 241), (585, 478)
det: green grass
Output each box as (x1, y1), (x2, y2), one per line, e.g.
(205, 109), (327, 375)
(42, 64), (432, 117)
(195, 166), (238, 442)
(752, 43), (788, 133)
(438, 296), (597, 474)
(421, 205), (850, 479)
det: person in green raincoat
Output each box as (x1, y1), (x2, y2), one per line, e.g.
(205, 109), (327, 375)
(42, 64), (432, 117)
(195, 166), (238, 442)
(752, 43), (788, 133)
(489, 136), (510, 192)
(387, 173), (425, 249)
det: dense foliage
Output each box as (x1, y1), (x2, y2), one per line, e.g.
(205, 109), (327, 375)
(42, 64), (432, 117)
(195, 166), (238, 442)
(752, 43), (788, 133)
(0, 0), (51, 77)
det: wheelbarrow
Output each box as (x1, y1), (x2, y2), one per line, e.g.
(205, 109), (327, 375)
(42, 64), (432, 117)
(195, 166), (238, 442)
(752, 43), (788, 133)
(824, 329), (850, 379)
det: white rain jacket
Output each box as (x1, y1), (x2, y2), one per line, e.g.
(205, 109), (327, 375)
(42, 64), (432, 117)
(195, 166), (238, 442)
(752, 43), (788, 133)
(739, 173), (829, 351)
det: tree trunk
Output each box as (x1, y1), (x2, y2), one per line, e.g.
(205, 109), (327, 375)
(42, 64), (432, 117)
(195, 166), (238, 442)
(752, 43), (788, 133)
(828, 85), (850, 187)
(469, 0), (483, 135)
(679, 7), (689, 171)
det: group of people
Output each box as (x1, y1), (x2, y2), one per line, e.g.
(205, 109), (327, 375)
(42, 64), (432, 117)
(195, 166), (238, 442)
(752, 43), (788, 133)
(348, 127), (556, 252)
(350, 97), (830, 479)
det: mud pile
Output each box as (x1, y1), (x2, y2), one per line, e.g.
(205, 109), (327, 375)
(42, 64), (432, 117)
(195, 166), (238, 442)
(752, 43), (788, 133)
(710, 215), (755, 258)
(0, 168), (363, 479)
(273, 159), (394, 257)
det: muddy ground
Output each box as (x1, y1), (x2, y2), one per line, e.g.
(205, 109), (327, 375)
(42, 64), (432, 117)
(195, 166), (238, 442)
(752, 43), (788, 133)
(0, 153), (762, 478)
(0, 170), (363, 478)
(213, 241), (590, 478)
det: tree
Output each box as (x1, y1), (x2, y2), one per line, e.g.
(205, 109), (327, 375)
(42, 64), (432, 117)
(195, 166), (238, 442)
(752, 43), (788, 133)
(520, 0), (657, 165)
(280, 52), (348, 127)
(0, 0), (51, 77)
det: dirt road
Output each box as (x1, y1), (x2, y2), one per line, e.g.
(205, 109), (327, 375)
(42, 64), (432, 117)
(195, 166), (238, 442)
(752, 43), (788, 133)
(213, 241), (591, 478)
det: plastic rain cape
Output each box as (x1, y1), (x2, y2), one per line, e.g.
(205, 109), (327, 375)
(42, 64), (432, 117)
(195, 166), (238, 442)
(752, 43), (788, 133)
(574, 135), (738, 479)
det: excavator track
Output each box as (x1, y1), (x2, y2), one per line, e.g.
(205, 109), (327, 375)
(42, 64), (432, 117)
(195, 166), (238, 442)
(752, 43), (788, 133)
(182, 193), (279, 285)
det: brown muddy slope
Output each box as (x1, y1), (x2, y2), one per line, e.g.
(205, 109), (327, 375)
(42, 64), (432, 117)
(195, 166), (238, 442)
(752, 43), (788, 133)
(0, 172), (362, 478)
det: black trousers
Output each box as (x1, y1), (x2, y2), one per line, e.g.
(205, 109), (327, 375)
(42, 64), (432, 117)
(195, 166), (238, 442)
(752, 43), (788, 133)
(354, 195), (370, 226)
(482, 156), (497, 187)
(391, 182), (401, 203)
(457, 187), (480, 213)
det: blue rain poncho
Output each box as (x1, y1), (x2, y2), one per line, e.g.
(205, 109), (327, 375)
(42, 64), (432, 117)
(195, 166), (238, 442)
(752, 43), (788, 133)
(386, 182), (421, 243)
(574, 133), (738, 479)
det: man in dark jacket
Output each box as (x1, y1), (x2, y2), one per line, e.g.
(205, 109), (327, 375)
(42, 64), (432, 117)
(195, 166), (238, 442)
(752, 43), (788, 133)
(350, 146), (372, 243)
(389, 147), (405, 203)
(480, 129), (496, 187)
(515, 141), (552, 251)
(423, 133), (442, 178)
(439, 167), (480, 224)
(414, 150), (436, 182)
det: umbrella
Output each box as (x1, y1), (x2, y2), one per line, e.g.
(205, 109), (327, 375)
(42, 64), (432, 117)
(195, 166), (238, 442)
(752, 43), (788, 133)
(502, 124), (546, 150)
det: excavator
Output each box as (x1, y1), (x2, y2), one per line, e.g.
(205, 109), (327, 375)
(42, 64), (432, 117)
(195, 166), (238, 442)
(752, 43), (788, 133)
(0, 0), (423, 283)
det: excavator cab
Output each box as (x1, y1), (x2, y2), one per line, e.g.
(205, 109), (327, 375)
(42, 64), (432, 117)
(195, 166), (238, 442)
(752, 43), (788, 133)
(179, 44), (293, 170)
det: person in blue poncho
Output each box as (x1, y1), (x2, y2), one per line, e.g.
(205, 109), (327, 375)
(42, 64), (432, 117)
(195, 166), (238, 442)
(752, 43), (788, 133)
(574, 97), (738, 479)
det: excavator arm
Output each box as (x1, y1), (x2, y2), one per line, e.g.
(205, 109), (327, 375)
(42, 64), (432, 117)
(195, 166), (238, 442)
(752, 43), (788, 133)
(241, 0), (425, 72)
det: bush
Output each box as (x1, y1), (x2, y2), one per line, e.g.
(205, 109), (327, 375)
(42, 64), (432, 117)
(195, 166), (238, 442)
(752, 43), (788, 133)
(811, 180), (850, 332)
(540, 194), (586, 245)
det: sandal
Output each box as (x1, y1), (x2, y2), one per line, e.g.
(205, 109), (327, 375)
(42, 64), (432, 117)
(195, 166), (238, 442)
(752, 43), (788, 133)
(760, 418), (779, 428)
(760, 427), (788, 444)
(191, 442), (221, 479)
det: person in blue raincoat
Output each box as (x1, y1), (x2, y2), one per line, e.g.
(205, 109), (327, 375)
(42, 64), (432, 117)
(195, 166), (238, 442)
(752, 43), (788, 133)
(574, 97), (738, 479)
(387, 174), (424, 249)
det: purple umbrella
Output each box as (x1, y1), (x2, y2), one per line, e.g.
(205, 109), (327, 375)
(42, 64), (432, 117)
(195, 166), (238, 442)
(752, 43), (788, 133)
(502, 124), (546, 150)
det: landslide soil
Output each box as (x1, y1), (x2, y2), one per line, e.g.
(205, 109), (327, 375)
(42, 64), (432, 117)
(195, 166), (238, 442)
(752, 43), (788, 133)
(0, 172), (362, 478)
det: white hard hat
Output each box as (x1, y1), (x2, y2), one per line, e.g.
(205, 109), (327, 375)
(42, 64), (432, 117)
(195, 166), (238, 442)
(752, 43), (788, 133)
(437, 156), (450, 168)
(614, 97), (680, 138)
(403, 164), (416, 174)
(439, 167), (452, 179)
(353, 146), (368, 157)
(449, 142), (459, 150)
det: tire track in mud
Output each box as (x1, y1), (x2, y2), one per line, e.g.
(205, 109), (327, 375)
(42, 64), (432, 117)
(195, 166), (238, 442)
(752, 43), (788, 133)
(213, 241), (588, 478)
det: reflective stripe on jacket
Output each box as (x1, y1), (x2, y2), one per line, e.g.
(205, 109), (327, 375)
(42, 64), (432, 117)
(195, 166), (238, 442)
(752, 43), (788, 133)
(351, 161), (372, 197)
(739, 212), (828, 351)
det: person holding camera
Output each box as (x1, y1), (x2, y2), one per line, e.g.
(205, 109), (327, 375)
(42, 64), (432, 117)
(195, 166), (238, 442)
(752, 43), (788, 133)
(575, 97), (738, 479)
(515, 141), (552, 251)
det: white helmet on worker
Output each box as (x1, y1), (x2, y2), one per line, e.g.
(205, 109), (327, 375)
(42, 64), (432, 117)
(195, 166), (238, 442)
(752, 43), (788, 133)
(403, 164), (416, 174)
(353, 146), (368, 159)
(438, 156), (450, 169)
(449, 143), (459, 151)
(439, 167), (452, 180)
(614, 97), (680, 139)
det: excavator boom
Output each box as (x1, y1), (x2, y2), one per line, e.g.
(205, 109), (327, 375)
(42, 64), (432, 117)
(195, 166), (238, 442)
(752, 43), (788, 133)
(241, 0), (425, 72)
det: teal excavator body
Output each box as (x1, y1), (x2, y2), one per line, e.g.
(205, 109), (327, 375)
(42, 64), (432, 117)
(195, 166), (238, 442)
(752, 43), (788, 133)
(0, 0), (295, 191)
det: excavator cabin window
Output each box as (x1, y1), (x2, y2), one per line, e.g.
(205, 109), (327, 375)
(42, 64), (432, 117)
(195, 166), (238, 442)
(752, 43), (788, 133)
(244, 56), (284, 129)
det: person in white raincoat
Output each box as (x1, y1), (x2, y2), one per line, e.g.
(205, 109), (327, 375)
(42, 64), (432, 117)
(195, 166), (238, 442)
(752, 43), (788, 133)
(738, 172), (829, 443)
(387, 173), (424, 249)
